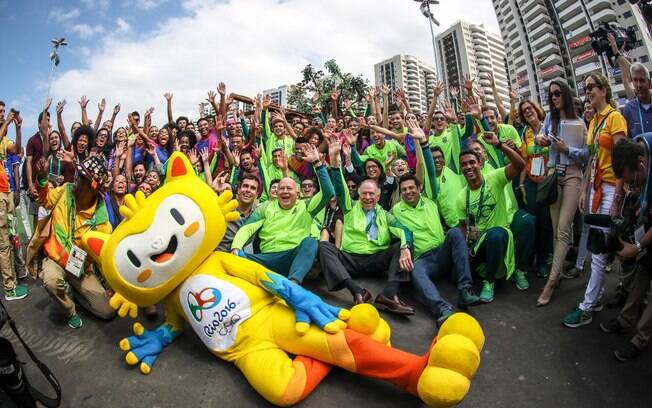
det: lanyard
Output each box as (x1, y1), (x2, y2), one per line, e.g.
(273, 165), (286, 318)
(521, 126), (545, 156)
(49, 156), (62, 176)
(465, 182), (486, 225)
(589, 110), (613, 156)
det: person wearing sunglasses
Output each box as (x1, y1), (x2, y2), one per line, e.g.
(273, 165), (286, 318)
(535, 81), (588, 306)
(562, 73), (627, 328)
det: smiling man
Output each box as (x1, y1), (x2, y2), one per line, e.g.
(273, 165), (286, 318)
(231, 144), (333, 284)
(457, 131), (527, 303)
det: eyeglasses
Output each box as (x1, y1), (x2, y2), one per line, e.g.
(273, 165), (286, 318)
(522, 107), (534, 114)
(301, 184), (314, 189)
(550, 91), (562, 98)
(433, 116), (446, 121)
(585, 83), (601, 93)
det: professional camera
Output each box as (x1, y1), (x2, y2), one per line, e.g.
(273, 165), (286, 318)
(590, 22), (637, 67)
(584, 192), (639, 254)
(0, 300), (61, 407)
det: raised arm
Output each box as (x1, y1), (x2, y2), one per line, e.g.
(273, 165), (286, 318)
(110, 103), (120, 133)
(217, 82), (227, 117)
(382, 84), (390, 129)
(408, 118), (437, 199)
(488, 73), (507, 120)
(164, 93), (174, 124)
(482, 131), (525, 180)
(94, 98), (106, 134)
(330, 87), (340, 121)
(55, 100), (71, 148)
(608, 33), (634, 100)
(303, 144), (334, 217)
(79, 96), (90, 126)
(425, 81), (444, 132)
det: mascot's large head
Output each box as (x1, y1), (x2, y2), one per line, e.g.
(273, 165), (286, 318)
(82, 152), (239, 307)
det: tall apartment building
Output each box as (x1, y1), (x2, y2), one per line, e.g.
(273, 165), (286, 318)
(436, 20), (510, 109)
(493, 0), (652, 106)
(263, 85), (289, 108)
(374, 54), (437, 113)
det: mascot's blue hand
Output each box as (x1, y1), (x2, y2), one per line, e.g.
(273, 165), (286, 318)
(261, 272), (350, 334)
(119, 322), (179, 374)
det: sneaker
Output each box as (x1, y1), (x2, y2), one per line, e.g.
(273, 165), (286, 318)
(480, 281), (494, 303)
(5, 285), (28, 301)
(67, 314), (83, 329)
(600, 318), (627, 334)
(536, 264), (550, 279)
(563, 306), (593, 328)
(590, 300), (604, 312)
(17, 269), (28, 279)
(562, 267), (582, 280)
(437, 309), (454, 326)
(458, 287), (481, 307)
(514, 270), (529, 290)
(614, 342), (641, 362)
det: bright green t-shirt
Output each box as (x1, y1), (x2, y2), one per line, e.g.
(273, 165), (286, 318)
(436, 166), (462, 228)
(428, 124), (462, 174)
(456, 168), (510, 234)
(391, 197), (444, 259)
(361, 139), (406, 170)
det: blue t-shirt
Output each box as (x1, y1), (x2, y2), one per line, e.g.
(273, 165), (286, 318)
(623, 97), (652, 138)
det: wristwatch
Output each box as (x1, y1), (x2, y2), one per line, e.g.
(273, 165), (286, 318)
(401, 244), (411, 250)
(636, 241), (642, 253)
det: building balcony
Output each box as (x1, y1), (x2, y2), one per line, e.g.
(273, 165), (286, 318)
(507, 19), (517, 32)
(531, 31), (552, 50)
(563, 11), (589, 32)
(530, 21), (554, 39)
(523, 3), (546, 21)
(558, 0), (582, 22)
(509, 29), (520, 41)
(539, 64), (565, 79)
(590, 7), (617, 26)
(526, 12), (551, 29)
(575, 60), (602, 77)
(586, 0), (612, 14)
(533, 42), (560, 60)
(554, 0), (575, 12)
(565, 22), (591, 42)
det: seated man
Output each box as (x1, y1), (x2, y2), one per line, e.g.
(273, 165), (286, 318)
(392, 121), (479, 325)
(34, 155), (115, 329)
(319, 138), (415, 315)
(231, 144), (332, 284)
(217, 174), (259, 253)
(457, 131), (530, 303)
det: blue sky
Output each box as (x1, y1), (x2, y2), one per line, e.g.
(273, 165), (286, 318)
(0, 0), (500, 141)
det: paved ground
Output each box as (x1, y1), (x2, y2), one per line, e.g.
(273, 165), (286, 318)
(1, 264), (651, 407)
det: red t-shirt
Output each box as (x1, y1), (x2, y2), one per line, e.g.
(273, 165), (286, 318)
(25, 133), (44, 184)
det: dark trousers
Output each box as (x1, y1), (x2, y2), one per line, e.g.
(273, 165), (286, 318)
(524, 179), (553, 268)
(411, 228), (473, 317)
(318, 241), (408, 291)
(474, 227), (509, 282)
(245, 237), (318, 283)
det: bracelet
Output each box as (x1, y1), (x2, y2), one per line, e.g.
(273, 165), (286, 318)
(496, 141), (503, 149)
(519, 184), (525, 189)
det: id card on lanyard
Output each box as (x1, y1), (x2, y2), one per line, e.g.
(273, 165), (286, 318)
(588, 111), (613, 187)
(465, 182), (485, 244)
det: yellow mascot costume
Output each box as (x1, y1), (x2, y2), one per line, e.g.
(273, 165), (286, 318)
(82, 152), (484, 407)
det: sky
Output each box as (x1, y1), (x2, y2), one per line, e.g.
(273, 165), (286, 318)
(0, 0), (500, 140)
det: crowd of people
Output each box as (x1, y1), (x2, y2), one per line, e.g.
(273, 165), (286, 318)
(1, 40), (652, 365)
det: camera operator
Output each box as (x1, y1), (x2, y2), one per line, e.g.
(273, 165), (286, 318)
(599, 136), (652, 361)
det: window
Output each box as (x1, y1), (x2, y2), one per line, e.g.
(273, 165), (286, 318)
(641, 55), (650, 63)
(624, 11), (632, 18)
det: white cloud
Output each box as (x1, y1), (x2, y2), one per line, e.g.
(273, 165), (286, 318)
(71, 24), (105, 39)
(115, 17), (131, 33)
(123, 0), (168, 10)
(81, 0), (111, 12)
(50, 0), (499, 129)
(48, 7), (81, 24)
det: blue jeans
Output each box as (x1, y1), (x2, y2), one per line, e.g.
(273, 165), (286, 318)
(411, 229), (473, 318)
(474, 227), (509, 283)
(244, 237), (318, 283)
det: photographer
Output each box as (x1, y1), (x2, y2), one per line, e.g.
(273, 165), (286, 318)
(598, 137), (652, 361)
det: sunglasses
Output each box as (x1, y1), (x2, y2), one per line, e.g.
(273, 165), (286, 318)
(433, 117), (446, 121)
(585, 83), (601, 93)
(550, 91), (562, 98)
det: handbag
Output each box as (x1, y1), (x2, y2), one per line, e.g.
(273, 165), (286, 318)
(536, 171), (558, 205)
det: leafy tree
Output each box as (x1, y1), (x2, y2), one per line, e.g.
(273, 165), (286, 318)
(287, 59), (369, 117)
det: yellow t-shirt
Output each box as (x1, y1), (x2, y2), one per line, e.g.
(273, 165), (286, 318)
(587, 105), (628, 185)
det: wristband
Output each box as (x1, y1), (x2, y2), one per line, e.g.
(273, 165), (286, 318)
(496, 141), (503, 150)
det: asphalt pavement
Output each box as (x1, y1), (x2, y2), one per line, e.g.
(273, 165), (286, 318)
(1, 264), (651, 408)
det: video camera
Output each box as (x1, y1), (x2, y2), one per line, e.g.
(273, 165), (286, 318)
(590, 22), (637, 68)
(584, 192), (639, 254)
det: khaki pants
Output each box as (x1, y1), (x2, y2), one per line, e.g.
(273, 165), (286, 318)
(0, 191), (16, 292)
(40, 257), (115, 320)
(617, 265), (652, 350)
(549, 165), (582, 281)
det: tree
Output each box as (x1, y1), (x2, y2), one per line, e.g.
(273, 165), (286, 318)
(287, 59), (369, 117)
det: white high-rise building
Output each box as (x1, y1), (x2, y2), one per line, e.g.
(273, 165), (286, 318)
(374, 54), (437, 114)
(493, 0), (652, 106)
(436, 20), (510, 109)
(263, 85), (289, 108)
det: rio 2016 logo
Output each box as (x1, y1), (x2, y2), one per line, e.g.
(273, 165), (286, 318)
(187, 288), (222, 322)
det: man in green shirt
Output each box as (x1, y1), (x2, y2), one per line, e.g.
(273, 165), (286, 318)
(428, 111), (464, 174)
(391, 122), (479, 324)
(319, 139), (415, 315)
(457, 131), (530, 303)
(231, 145), (332, 283)
(431, 146), (462, 228)
(361, 130), (406, 170)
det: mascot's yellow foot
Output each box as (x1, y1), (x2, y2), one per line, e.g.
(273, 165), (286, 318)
(417, 313), (484, 408)
(346, 304), (391, 345)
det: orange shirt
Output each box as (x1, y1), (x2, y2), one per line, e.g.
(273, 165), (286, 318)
(587, 105), (628, 185)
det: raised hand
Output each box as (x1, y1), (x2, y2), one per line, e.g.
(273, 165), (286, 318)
(463, 74), (474, 94)
(344, 98), (352, 111)
(465, 96), (481, 118)
(98, 98), (106, 112)
(509, 87), (519, 102)
(206, 90), (217, 105)
(341, 140), (351, 158)
(327, 133), (342, 157)
(56, 100), (66, 115)
(395, 88), (407, 101)
(217, 82), (226, 96)
(35, 157), (49, 179)
(368, 87), (377, 98)
(43, 96), (53, 112)
(302, 143), (320, 163)
(225, 93), (234, 106)
(487, 72), (496, 87)
(115, 141), (126, 158)
(145, 107), (154, 117)
(442, 100), (457, 122)
(311, 91), (320, 103)
(331, 87), (340, 101)
(232, 149), (241, 167)
(119, 322), (178, 375)
(406, 118), (426, 143)
(482, 131), (499, 147)
(78, 95), (89, 109)
(385, 152), (395, 167)
(342, 128), (357, 146)
(187, 148), (199, 165)
(277, 154), (289, 171)
(113, 103), (121, 116)
(262, 94), (272, 110)
(13, 112), (22, 128)
(199, 147), (210, 163)
(449, 86), (459, 97)
(57, 148), (75, 163)
(433, 81), (445, 97)
(164, 92), (173, 102)
(381, 84), (390, 95)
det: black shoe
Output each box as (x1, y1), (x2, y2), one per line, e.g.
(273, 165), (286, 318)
(353, 289), (373, 305)
(374, 294), (415, 315)
(614, 342), (641, 362)
(600, 318), (627, 334)
(607, 292), (627, 309)
(561, 267), (582, 280)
